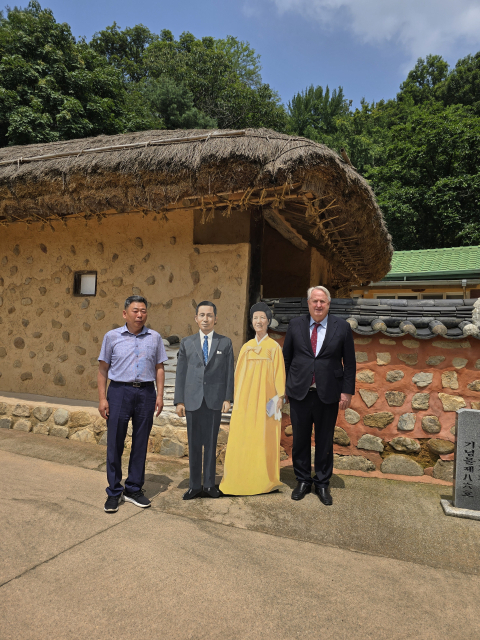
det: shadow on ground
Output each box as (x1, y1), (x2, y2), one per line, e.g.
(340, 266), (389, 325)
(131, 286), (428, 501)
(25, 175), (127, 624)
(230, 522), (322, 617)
(1, 429), (477, 576)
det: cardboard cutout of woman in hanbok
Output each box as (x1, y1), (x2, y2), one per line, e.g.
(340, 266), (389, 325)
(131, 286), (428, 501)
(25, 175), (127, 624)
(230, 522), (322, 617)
(220, 302), (286, 496)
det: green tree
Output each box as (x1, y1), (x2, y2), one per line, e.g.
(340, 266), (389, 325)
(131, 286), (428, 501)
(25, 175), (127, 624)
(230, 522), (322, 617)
(144, 31), (287, 130)
(0, 1), (144, 146)
(90, 22), (158, 83)
(214, 35), (262, 89)
(333, 99), (391, 173)
(287, 84), (350, 141)
(397, 55), (449, 105)
(141, 77), (217, 129)
(366, 104), (480, 249)
(438, 52), (480, 113)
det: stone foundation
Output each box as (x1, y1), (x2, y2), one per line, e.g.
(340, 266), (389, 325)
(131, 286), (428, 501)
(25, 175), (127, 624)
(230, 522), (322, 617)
(0, 397), (291, 465)
(0, 398), (201, 457)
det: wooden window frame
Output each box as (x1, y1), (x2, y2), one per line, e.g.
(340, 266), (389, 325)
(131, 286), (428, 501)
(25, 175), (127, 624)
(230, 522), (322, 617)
(73, 271), (98, 297)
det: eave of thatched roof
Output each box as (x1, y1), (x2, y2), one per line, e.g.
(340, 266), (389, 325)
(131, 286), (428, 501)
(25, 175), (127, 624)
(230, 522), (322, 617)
(0, 128), (393, 285)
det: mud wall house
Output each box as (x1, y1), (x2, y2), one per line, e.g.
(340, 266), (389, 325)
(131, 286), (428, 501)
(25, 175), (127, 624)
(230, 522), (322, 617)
(268, 297), (480, 483)
(0, 128), (391, 403)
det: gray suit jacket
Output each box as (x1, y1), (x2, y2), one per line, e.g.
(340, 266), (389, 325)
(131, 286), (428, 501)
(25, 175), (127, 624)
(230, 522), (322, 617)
(174, 332), (234, 412)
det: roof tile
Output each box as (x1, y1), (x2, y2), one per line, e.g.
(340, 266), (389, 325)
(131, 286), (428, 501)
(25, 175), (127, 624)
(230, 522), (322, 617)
(387, 246), (480, 277)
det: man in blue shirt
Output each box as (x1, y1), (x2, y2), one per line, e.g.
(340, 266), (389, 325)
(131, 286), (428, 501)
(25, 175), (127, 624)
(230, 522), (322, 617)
(98, 295), (167, 513)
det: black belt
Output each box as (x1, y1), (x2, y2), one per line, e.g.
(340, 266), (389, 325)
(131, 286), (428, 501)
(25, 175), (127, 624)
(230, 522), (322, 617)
(120, 381), (155, 388)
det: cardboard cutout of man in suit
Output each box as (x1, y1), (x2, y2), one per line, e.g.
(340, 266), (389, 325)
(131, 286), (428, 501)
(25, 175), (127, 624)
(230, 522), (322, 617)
(283, 286), (356, 506)
(174, 301), (234, 500)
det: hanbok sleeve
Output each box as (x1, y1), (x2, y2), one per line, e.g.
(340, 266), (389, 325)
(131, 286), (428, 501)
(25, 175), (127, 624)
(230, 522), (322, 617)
(273, 342), (286, 398)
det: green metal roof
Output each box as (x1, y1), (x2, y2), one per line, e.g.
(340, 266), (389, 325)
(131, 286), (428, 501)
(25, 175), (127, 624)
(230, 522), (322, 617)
(383, 246), (480, 280)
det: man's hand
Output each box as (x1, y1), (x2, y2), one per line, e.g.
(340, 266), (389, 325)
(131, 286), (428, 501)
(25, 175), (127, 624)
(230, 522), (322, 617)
(99, 398), (109, 420)
(155, 395), (164, 417)
(176, 403), (186, 418)
(222, 401), (231, 414)
(339, 393), (353, 411)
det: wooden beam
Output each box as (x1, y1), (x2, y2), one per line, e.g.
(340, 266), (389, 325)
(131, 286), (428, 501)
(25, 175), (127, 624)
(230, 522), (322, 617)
(2, 183), (307, 225)
(247, 208), (265, 340)
(262, 207), (308, 251)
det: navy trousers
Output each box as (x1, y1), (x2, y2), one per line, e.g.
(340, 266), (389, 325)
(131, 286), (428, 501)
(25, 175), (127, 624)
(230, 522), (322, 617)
(186, 399), (221, 490)
(290, 390), (339, 488)
(106, 381), (156, 497)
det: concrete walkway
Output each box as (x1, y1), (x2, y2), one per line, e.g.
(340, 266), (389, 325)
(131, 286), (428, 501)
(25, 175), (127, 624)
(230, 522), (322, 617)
(1, 430), (480, 640)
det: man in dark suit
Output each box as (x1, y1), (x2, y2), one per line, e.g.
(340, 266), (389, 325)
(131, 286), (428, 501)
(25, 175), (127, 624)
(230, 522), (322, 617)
(283, 286), (356, 505)
(174, 301), (234, 500)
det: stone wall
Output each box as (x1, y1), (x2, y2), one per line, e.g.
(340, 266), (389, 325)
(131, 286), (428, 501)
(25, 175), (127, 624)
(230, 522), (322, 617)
(0, 212), (250, 400)
(0, 396), (216, 459)
(276, 332), (480, 482)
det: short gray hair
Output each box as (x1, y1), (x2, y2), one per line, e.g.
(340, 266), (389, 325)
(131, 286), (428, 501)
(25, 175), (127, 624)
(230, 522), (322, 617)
(307, 286), (331, 301)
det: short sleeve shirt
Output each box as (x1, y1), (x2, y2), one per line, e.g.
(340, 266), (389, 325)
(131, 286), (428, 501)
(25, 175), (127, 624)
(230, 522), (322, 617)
(98, 324), (168, 382)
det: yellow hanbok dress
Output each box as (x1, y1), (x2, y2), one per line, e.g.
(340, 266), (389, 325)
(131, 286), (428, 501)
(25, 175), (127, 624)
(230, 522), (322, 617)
(219, 335), (286, 496)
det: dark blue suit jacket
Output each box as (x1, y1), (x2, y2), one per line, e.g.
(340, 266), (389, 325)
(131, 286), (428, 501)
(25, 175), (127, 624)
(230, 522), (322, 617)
(282, 313), (356, 404)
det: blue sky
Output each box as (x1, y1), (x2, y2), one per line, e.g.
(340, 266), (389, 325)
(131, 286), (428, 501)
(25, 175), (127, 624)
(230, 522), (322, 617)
(21, 0), (480, 108)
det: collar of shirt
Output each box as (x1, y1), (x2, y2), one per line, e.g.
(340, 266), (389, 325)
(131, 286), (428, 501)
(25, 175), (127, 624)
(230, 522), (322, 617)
(121, 323), (150, 336)
(309, 315), (328, 331)
(255, 333), (269, 345)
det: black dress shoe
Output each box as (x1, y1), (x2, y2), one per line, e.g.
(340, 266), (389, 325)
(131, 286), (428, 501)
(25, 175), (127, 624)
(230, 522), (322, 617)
(291, 482), (312, 501)
(315, 486), (333, 505)
(203, 486), (222, 498)
(183, 488), (203, 500)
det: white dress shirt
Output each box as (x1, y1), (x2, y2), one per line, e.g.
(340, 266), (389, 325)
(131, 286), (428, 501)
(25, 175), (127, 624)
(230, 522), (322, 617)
(309, 315), (328, 356)
(199, 329), (214, 357)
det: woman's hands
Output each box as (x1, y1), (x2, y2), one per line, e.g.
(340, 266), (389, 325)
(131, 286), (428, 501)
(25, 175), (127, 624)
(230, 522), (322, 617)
(276, 396), (284, 412)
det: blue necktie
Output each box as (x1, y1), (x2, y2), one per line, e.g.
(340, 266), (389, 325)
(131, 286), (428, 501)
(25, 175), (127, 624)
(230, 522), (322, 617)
(203, 336), (209, 365)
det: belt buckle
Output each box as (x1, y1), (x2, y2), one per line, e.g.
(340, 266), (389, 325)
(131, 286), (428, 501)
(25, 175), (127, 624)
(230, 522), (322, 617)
(132, 382), (141, 388)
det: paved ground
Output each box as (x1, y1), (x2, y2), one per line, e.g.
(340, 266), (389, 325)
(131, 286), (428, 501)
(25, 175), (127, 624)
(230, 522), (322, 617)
(1, 430), (480, 640)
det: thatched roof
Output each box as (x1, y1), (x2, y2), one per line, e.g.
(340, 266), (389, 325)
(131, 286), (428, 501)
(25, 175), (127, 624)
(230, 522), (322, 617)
(0, 128), (393, 286)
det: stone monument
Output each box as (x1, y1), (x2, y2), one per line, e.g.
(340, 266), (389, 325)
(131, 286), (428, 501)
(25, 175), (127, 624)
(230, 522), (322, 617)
(454, 409), (480, 509)
(441, 408), (480, 520)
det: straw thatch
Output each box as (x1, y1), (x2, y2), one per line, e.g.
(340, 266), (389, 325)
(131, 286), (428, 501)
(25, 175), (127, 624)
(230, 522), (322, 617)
(0, 128), (393, 286)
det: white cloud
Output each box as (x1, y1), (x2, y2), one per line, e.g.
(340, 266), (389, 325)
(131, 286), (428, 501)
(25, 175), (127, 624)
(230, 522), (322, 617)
(262, 0), (480, 64)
